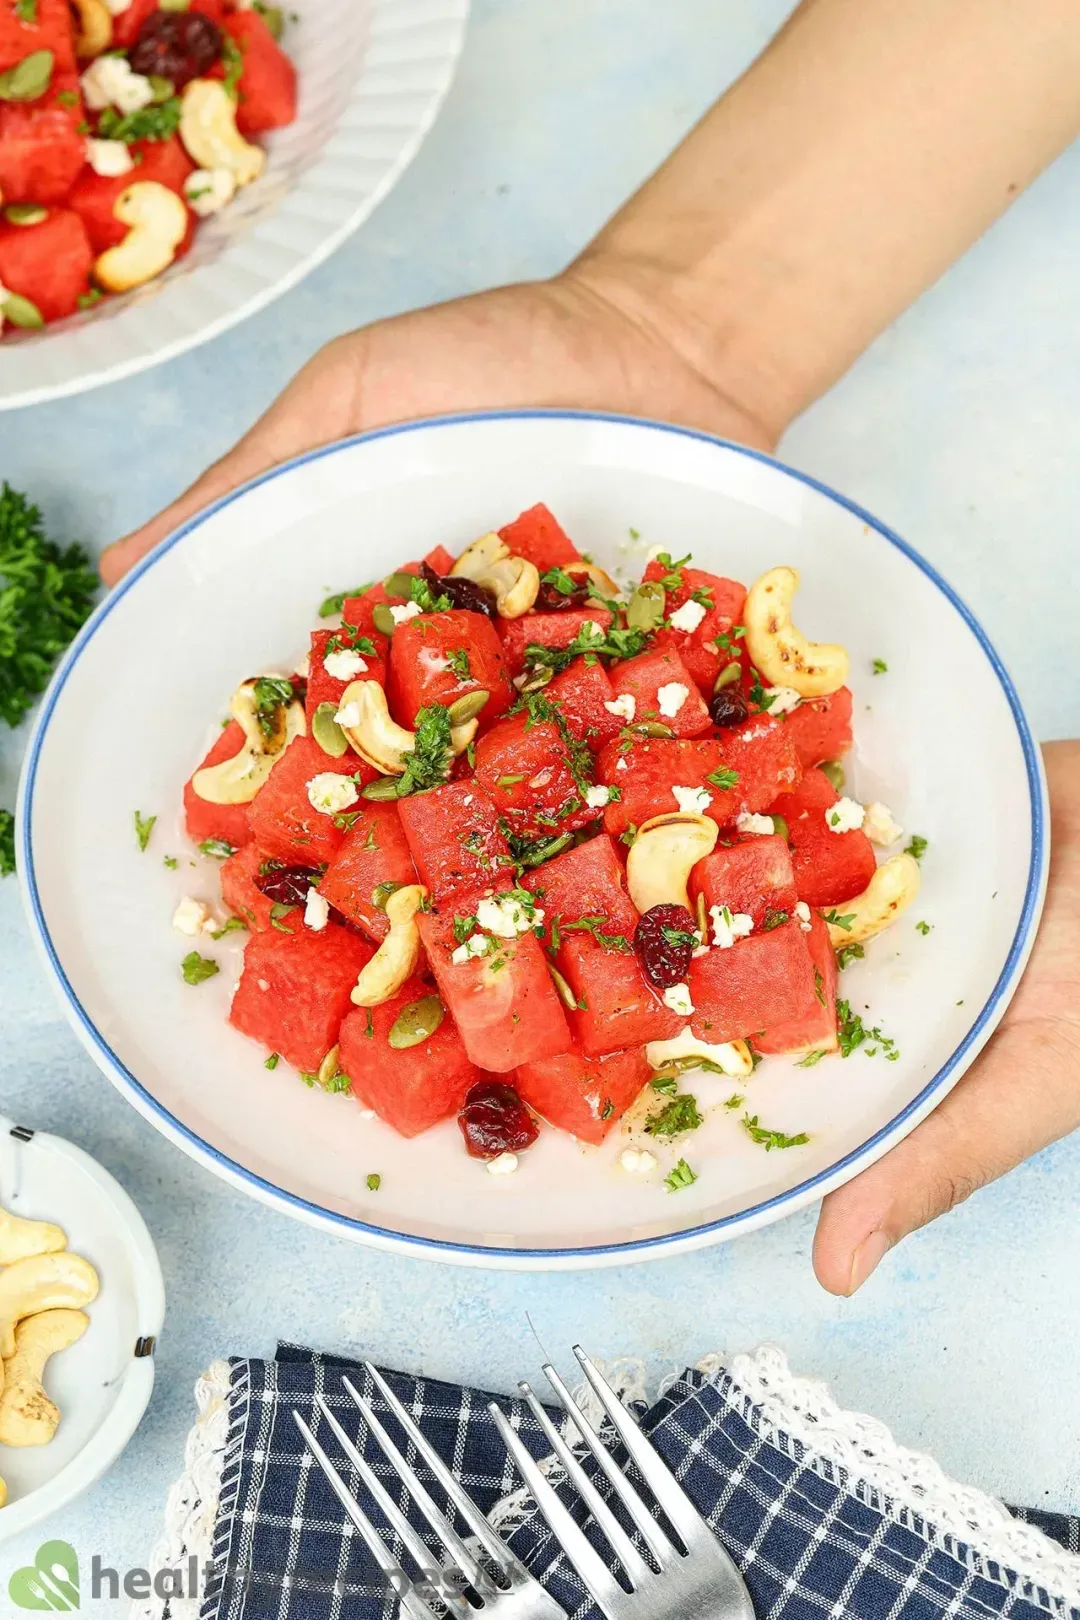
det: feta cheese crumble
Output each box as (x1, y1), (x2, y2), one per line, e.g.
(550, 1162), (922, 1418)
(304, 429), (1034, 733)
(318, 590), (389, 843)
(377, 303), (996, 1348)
(794, 900), (813, 931)
(826, 797), (866, 834)
(620, 1147), (658, 1174)
(656, 681), (690, 718)
(662, 982), (695, 1016)
(862, 801), (904, 846)
(81, 55), (154, 114)
(389, 601), (423, 626)
(672, 784), (712, 815)
(86, 138), (133, 178)
(172, 897), (214, 936)
(487, 1152), (518, 1176)
(668, 598), (707, 634)
(761, 685), (801, 716)
(615, 757), (628, 772)
(450, 934), (491, 965)
(304, 888), (330, 932)
(604, 693), (636, 721)
(184, 166), (237, 218)
(323, 648), (369, 681)
(306, 773), (359, 815)
(334, 701), (361, 729)
(709, 904), (754, 949)
(584, 784), (610, 810)
(736, 811), (775, 837)
(475, 894), (542, 937)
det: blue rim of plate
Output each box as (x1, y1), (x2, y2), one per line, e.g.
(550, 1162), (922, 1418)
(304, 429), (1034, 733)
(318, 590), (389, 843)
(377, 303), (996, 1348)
(18, 410), (1048, 1263)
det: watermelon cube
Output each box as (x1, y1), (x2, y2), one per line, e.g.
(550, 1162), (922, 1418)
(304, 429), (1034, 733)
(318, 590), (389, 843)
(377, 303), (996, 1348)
(398, 782), (513, 904)
(608, 646), (712, 738)
(782, 688), (853, 770)
(224, 8), (298, 136)
(546, 659), (623, 748)
(560, 933), (684, 1056)
(498, 503), (581, 570)
(0, 85), (86, 208)
(497, 608), (612, 678)
(317, 803), (419, 943)
(516, 1042), (650, 1143)
(230, 923), (374, 1072)
(0, 208), (91, 323)
(688, 920), (818, 1044)
(472, 710), (596, 842)
(596, 737), (732, 837)
(184, 722), (253, 851)
(756, 912), (838, 1055)
(772, 768), (876, 907)
(520, 832), (638, 936)
(387, 608), (512, 730)
(0, 0), (77, 76)
(247, 736), (374, 865)
(642, 560), (747, 693)
(306, 627), (387, 724)
(219, 841), (300, 932)
(338, 974), (479, 1136)
(690, 835), (798, 930)
(424, 543), (455, 573)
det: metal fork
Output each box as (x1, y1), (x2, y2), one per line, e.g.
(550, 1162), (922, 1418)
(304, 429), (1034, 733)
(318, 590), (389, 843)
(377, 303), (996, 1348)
(489, 1346), (755, 1620)
(292, 1361), (567, 1620)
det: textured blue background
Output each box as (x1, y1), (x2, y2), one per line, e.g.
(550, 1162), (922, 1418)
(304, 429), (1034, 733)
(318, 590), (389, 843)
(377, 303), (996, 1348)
(2, 1), (1080, 1607)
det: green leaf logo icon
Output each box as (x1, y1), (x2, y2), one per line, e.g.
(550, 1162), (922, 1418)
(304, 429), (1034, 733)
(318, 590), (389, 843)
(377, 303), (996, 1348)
(9, 1539), (80, 1610)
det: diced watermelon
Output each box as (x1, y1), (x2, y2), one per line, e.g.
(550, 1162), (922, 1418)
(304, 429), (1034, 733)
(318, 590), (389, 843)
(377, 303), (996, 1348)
(418, 909), (572, 1072)
(596, 737), (731, 837)
(424, 543), (455, 573)
(219, 841), (296, 931)
(783, 688), (853, 769)
(756, 912), (838, 1055)
(688, 920), (818, 1044)
(338, 974), (478, 1137)
(691, 835), (798, 930)
(498, 503), (581, 570)
(497, 608), (612, 678)
(560, 932), (684, 1056)
(721, 716), (802, 819)
(516, 1043), (650, 1143)
(229, 923), (374, 1072)
(0, 0), (77, 75)
(387, 609), (512, 730)
(0, 78), (86, 207)
(772, 768), (876, 907)
(643, 560), (747, 693)
(317, 803), (418, 943)
(608, 646), (712, 739)
(519, 832), (638, 935)
(183, 722), (253, 851)
(0, 208), (91, 321)
(397, 781), (513, 904)
(305, 628), (387, 724)
(68, 136), (194, 252)
(224, 8), (297, 136)
(247, 736), (374, 866)
(472, 710), (596, 842)
(545, 659), (623, 748)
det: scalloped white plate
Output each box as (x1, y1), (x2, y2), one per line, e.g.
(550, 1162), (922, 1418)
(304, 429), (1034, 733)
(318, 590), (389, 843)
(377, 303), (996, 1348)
(17, 412), (1048, 1268)
(0, 0), (468, 409)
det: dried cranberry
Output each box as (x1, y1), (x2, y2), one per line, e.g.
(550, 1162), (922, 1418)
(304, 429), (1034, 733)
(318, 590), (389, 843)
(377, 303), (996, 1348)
(534, 578), (589, 612)
(290, 672), (308, 710)
(129, 10), (223, 88)
(420, 562), (497, 618)
(709, 687), (749, 729)
(458, 1081), (539, 1159)
(254, 864), (323, 907)
(635, 903), (699, 989)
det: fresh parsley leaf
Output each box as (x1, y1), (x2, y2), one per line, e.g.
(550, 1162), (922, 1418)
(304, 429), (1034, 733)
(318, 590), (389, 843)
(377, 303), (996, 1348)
(705, 766), (739, 791)
(221, 34), (244, 97)
(198, 837), (237, 859)
(645, 1092), (703, 1138)
(836, 998), (900, 1061)
(452, 913), (478, 945)
(539, 564), (579, 596)
(650, 1074), (678, 1096)
(408, 573), (452, 613)
(723, 1092), (744, 1109)
(252, 675), (294, 738)
(397, 703), (453, 795)
(366, 1172), (381, 1191)
(742, 1114), (809, 1150)
(652, 551), (691, 591)
(0, 484), (97, 729)
(823, 909), (855, 931)
(15, 0), (38, 20)
(181, 951), (219, 985)
(324, 1071), (351, 1093)
(212, 916), (248, 939)
(661, 924), (699, 950)
(664, 1157), (698, 1192)
(871, 658), (888, 675)
(915, 920), (932, 936)
(0, 808), (14, 877)
(98, 97), (182, 143)
(134, 810), (156, 852)
(446, 646), (471, 680)
(795, 1049), (827, 1068)
(620, 823), (638, 847)
(761, 909), (789, 932)
(904, 834), (928, 861)
(76, 287), (103, 310)
(265, 1052), (279, 1069)
(319, 584), (371, 617)
(813, 966), (826, 1006)
(522, 619), (649, 677)
(163, 855), (178, 870)
(560, 915), (633, 953)
(836, 942), (864, 970)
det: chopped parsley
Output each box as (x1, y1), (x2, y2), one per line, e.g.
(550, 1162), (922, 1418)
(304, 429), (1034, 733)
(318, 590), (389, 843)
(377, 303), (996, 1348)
(76, 288), (103, 310)
(366, 1173), (381, 1192)
(651, 551), (690, 591)
(539, 564), (579, 596)
(98, 98), (182, 143)
(446, 646), (471, 680)
(904, 834), (928, 861)
(452, 913), (478, 945)
(0, 484), (96, 729)
(645, 1093), (702, 1138)
(496, 773), (526, 788)
(664, 1157), (698, 1192)
(163, 855), (178, 870)
(823, 909), (855, 932)
(620, 823), (638, 847)
(405, 573), (451, 613)
(705, 766), (739, 791)
(265, 1053), (280, 1069)
(395, 703), (453, 795)
(813, 967), (826, 1006)
(181, 951), (219, 985)
(795, 1049), (827, 1068)
(560, 915), (633, 953)
(0, 808), (14, 877)
(761, 909), (789, 932)
(661, 924), (699, 950)
(742, 1114), (810, 1151)
(268, 901), (295, 933)
(319, 584), (371, 617)
(252, 675), (294, 738)
(836, 998), (900, 1061)
(221, 34), (244, 98)
(523, 619), (650, 676)
(915, 920), (932, 936)
(198, 837), (237, 859)
(134, 810), (157, 852)
(14, 0), (38, 19)
(836, 942), (864, 971)
(723, 1092), (744, 1109)
(211, 917), (247, 939)
(871, 658), (888, 675)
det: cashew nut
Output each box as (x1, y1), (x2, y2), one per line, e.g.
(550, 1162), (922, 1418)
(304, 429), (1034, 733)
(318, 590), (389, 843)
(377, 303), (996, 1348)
(350, 884), (426, 1007)
(180, 79), (265, 188)
(336, 680), (476, 776)
(626, 812), (718, 915)
(0, 1253), (99, 1360)
(94, 181), (188, 294)
(0, 1310), (89, 1447)
(451, 531), (540, 618)
(825, 852), (921, 946)
(0, 1205), (66, 1265)
(192, 681), (306, 805)
(72, 0), (113, 58)
(646, 1030), (753, 1078)
(744, 567), (849, 697)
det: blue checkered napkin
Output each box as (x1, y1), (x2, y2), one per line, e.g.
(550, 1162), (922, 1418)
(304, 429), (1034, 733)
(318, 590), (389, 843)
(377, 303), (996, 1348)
(200, 1348), (1080, 1620)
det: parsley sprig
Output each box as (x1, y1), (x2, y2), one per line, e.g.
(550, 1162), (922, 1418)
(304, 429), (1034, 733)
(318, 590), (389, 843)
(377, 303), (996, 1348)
(98, 98), (182, 143)
(0, 484), (97, 729)
(0, 808), (14, 877)
(742, 1114), (810, 1150)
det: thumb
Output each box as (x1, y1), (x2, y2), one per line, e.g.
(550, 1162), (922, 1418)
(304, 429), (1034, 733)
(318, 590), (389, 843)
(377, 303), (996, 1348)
(813, 1016), (1080, 1295)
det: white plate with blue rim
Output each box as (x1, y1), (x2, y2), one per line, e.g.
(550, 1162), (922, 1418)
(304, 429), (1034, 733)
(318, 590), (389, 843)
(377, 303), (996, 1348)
(16, 412), (1048, 1269)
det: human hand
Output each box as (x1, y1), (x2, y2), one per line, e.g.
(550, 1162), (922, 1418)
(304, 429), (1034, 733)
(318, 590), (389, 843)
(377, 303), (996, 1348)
(814, 739), (1080, 1294)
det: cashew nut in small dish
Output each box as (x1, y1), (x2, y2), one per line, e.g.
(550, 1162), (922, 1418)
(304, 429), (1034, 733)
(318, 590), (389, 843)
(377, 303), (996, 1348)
(0, 1309), (89, 1447)
(94, 181), (188, 294)
(336, 680), (476, 776)
(646, 1029), (754, 1078)
(71, 0), (113, 59)
(626, 812), (719, 915)
(0, 1204), (66, 1265)
(744, 566), (849, 698)
(824, 852), (921, 946)
(451, 531), (540, 619)
(0, 1252), (99, 1360)
(350, 884), (427, 1007)
(192, 677), (306, 805)
(180, 79), (265, 188)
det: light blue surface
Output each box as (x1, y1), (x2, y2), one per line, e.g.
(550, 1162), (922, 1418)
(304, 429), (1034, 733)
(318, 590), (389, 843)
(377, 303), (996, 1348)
(2, 0), (1080, 1605)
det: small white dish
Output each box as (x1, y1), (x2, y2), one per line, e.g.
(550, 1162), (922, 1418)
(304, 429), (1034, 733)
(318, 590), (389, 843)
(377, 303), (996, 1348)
(0, 1114), (165, 1543)
(17, 412), (1048, 1269)
(0, 0), (468, 410)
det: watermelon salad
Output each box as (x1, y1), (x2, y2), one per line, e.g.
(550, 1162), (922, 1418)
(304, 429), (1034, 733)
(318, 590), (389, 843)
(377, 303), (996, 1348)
(0, 0), (296, 334)
(171, 503), (925, 1184)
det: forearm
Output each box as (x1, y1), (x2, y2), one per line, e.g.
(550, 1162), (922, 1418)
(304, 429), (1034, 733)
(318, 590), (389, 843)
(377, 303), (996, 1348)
(572, 0), (1080, 440)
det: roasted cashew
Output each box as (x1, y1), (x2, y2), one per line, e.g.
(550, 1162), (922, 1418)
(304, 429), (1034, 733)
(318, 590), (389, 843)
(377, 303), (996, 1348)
(0, 1309), (89, 1446)
(626, 812), (718, 915)
(350, 884), (427, 1007)
(451, 531), (540, 618)
(94, 181), (188, 293)
(744, 567), (849, 698)
(646, 1030), (753, 1078)
(0, 1253), (99, 1360)
(336, 680), (476, 776)
(192, 680), (306, 805)
(180, 79), (265, 188)
(825, 853), (921, 946)
(72, 0), (113, 59)
(0, 1205), (66, 1265)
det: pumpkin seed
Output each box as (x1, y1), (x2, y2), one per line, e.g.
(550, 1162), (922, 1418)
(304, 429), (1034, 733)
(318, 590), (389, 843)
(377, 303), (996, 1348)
(361, 776), (404, 802)
(713, 662), (741, 693)
(388, 994), (444, 1049)
(3, 203), (46, 226)
(633, 720), (674, 739)
(626, 581), (666, 633)
(257, 2), (284, 36)
(520, 663), (554, 694)
(158, 0), (190, 10)
(0, 49), (54, 102)
(383, 569), (416, 599)
(2, 293), (44, 329)
(770, 813), (790, 842)
(547, 962), (577, 1012)
(820, 759), (846, 793)
(371, 880), (405, 911)
(311, 701), (348, 757)
(447, 689), (490, 726)
(372, 602), (396, 637)
(149, 74), (175, 103)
